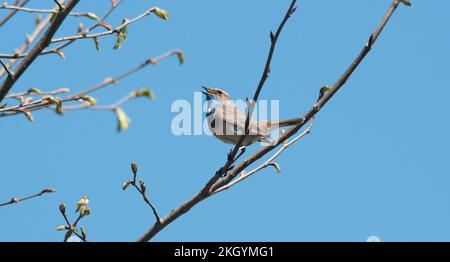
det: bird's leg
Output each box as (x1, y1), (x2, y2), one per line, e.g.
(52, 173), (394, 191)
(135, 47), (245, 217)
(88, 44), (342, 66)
(235, 146), (246, 161)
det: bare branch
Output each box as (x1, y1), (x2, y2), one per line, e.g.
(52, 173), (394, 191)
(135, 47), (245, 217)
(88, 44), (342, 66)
(202, 0), (297, 197)
(0, 188), (56, 207)
(0, 12), (53, 77)
(0, 49), (182, 118)
(58, 197), (90, 242)
(212, 123), (313, 194)
(136, 0), (407, 242)
(123, 162), (161, 223)
(0, 0), (80, 103)
(49, 7), (167, 44)
(0, 2), (97, 18)
(0, 59), (14, 79)
(0, 0), (29, 28)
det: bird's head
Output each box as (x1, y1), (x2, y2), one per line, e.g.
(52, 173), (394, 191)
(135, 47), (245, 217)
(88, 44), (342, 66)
(201, 86), (231, 101)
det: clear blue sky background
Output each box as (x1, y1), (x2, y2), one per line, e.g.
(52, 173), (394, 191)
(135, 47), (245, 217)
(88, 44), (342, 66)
(1, 0), (449, 242)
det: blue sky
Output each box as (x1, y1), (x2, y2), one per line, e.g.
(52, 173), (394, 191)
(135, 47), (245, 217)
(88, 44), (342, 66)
(1, 0), (449, 242)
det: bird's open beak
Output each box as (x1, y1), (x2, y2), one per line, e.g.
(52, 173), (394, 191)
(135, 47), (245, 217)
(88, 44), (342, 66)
(201, 86), (209, 96)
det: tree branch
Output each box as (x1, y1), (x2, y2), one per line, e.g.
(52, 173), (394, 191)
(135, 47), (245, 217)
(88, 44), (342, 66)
(0, 59), (14, 79)
(0, 50), (182, 119)
(0, 0), (80, 103)
(0, 2), (96, 18)
(0, 11), (53, 77)
(48, 7), (167, 44)
(202, 0), (297, 197)
(136, 0), (407, 242)
(123, 163), (161, 223)
(0, 0), (29, 28)
(212, 122), (313, 195)
(0, 188), (55, 207)
(0, 0), (125, 60)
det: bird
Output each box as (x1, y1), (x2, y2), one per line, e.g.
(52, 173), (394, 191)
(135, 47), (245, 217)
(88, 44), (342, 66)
(202, 86), (303, 146)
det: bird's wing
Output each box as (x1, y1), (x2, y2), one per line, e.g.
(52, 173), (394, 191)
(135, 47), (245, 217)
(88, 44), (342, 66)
(213, 100), (261, 136)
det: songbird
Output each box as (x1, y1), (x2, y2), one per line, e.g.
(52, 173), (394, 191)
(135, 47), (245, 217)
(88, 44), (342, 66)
(202, 86), (302, 146)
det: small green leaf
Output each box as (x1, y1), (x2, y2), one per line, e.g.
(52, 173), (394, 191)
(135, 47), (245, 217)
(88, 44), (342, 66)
(176, 51), (185, 65)
(318, 85), (331, 101)
(152, 7), (170, 20)
(93, 37), (100, 51)
(80, 96), (96, 106)
(80, 207), (91, 217)
(113, 33), (122, 49)
(27, 87), (42, 95)
(85, 12), (100, 20)
(35, 14), (42, 25)
(20, 109), (34, 122)
(268, 162), (282, 174)
(114, 107), (131, 132)
(43, 96), (63, 113)
(134, 88), (155, 99)
(120, 20), (128, 40)
(399, 0), (412, 6)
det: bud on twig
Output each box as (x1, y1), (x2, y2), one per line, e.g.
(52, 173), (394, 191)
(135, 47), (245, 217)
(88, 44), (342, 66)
(59, 203), (66, 214)
(41, 188), (56, 194)
(56, 225), (67, 231)
(131, 162), (138, 176)
(151, 7), (170, 20)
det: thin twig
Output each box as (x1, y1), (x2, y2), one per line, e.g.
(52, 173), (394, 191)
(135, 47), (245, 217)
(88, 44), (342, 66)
(69, 49), (182, 97)
(0, 60), (14, 79)
(0, 49), (181, 118)
(0, 12), (53, 77)
(53, 0), (65, 11)
(212, 122), (313, 195)
(49, 7), (162, 44)
(0, 0), (29, 28)
(136, 0), (407, 242)
(0, 0), (124, 60)
(125, 163), (161, 223)
(0, 188), (55, 207)
(0, 3), (96, 18)
(0, 0), (80, 103)
(202, 0), (297, 196)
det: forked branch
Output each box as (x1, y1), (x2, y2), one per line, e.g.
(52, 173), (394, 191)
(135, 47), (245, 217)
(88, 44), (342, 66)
(136, 0), (409, 242)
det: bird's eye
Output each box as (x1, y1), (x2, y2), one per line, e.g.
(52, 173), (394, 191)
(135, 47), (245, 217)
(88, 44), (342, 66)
(217, 90), (222, 94)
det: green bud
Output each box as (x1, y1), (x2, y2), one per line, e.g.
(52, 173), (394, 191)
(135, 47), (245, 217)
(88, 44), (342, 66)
(176, 52), (185, 65)
(27, 88), (42, 95)
(59, 203), (66, 214)
(80, 96), (96, 106)
(134, 88), (155, 99)
(399, 0), (412, 6)
(81, 207), (91, 217)
(152, 7), (170, 20)
(85, 12), (100, 20)
(269, 162), (282, 174)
